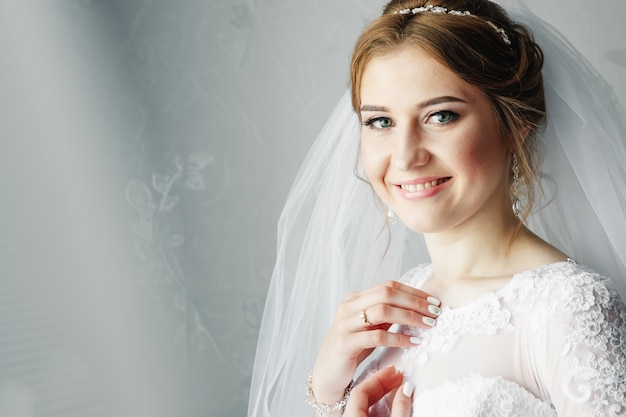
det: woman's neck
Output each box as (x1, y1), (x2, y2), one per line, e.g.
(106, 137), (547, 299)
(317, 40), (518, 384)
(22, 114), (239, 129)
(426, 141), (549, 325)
(423, 213), (567, 284)
(423, 210), (527, 283)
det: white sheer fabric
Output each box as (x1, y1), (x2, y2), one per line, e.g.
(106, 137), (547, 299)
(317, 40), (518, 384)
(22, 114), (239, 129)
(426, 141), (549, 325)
(361, 260), (626, 416)
(247, 1), (626, 416)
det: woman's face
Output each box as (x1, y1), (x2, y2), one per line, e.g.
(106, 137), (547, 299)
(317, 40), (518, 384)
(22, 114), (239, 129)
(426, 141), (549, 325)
(359, 46), (511, 235)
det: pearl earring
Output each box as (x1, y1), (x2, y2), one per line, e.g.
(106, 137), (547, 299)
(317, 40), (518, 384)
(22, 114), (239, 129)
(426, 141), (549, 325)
(387, 208), (397, 225)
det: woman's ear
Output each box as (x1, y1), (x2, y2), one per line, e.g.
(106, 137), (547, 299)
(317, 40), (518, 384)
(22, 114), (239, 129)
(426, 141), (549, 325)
(520, 124), (532, 143)
(508, 124), (532, 153)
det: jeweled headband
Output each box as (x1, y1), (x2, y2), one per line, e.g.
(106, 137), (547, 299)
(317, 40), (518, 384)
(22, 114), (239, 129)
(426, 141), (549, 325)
(393, 5), (512, 46)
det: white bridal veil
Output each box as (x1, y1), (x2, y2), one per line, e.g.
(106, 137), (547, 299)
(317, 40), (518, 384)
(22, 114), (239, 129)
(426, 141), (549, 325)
(248, 0), (626, 416)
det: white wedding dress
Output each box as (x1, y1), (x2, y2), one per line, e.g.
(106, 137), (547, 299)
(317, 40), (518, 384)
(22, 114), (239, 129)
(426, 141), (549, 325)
(361, 260), (626, 417)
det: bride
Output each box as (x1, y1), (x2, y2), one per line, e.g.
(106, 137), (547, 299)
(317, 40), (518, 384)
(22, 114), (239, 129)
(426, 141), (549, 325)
(248, 0), (626, 416)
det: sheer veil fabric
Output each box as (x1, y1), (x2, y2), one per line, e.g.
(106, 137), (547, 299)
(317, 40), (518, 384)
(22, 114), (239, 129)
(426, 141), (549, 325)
(247, 1), (626, 416)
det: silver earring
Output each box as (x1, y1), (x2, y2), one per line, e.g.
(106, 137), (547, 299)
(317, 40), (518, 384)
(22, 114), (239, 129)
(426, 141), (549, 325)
(512, 153), (522, 219)
(387, 208), (397, 225)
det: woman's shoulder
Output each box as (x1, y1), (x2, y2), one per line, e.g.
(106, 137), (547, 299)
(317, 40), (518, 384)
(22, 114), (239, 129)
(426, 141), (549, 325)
(506, 259), (625, 315)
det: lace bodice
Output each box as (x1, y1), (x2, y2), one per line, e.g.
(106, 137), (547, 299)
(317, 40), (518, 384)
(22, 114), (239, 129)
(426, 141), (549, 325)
(360, 261), (626, 417)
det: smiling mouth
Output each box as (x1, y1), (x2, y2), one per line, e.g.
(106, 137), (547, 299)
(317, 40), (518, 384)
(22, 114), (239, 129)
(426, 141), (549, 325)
(399, 177), (451, 192)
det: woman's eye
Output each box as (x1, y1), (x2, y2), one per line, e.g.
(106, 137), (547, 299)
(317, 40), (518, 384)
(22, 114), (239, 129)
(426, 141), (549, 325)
(364, 117), (393, 130)
(427, 111), (459, 125)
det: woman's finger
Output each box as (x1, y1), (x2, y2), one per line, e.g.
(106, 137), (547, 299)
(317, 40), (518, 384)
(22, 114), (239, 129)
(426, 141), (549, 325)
(340, 281), (441, 326)
(343, 367), (403, 416)
(390, 379), (414, 417)
(347, 280), (435, 303)
(352, 303), (440, 331)
(343, 328), (422, 352)
(364, 280), (440, 308)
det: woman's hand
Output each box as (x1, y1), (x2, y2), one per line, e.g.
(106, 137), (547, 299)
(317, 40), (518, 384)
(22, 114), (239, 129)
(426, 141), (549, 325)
(344, 366), (414, 417)
(310, 280), (440, 405)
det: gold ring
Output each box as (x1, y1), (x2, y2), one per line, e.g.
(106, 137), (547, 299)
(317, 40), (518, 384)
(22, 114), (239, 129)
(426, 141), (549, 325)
(360, 309), (372, 327)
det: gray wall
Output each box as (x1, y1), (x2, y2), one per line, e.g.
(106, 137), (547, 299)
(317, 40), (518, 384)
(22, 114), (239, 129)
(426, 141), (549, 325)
(0, 1), (624, 417)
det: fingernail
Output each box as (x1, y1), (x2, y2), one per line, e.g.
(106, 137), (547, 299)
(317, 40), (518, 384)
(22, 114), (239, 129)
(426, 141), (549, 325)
(428, 305), (441, 316)
(422, 317), (436, 327)
(427, 296), (441, 306)
(388, 323), (401, 333)
(402, 381), (414, 397)
(409, 336), (422, 344)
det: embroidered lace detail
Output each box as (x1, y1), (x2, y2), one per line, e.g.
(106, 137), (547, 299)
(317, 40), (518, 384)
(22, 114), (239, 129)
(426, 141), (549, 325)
(398, 293), (515, 370)
(412, 374), (557, 417)
(394, 261), (626, 416)
(354, 372), (557, 417)
(398, 265), (515, 371)
(497, 262), (626, 416)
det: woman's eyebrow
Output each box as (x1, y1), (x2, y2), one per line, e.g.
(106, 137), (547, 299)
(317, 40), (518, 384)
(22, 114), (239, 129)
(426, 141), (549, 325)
(360, 104), (389, 112)
(360, 96), (467, 112)
(418, 96), (467, 109)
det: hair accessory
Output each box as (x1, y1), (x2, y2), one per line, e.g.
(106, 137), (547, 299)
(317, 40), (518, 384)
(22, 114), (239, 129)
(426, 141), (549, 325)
(387, 208), (398, 224)
(394, 5), (512, 46)
(305, 370), (355, 415)
(511, 153), (522, 219)
(360, 309), (372, 327)
(486, 21), (512, 45)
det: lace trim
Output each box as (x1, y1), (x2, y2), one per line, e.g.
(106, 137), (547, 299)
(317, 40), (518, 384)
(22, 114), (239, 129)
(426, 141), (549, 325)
(398, 264), (516, 371)
(398, 292), (515, 369)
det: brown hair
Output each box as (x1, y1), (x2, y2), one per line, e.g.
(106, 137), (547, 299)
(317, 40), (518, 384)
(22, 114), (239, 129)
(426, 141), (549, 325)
(351, 0), (545, 222)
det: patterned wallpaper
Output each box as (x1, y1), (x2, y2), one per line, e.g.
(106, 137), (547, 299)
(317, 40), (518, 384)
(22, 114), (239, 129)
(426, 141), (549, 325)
(0, 1), (623, 417)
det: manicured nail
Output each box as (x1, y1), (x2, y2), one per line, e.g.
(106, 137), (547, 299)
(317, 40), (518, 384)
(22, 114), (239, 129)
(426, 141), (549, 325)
(402, 381), (414, 397)
(409, 336), (422, 344)
(422, 317), (436, 327)
(427, 296), (441, 306)
(388, 323), (401, 333)
(428, 305), (441, 316)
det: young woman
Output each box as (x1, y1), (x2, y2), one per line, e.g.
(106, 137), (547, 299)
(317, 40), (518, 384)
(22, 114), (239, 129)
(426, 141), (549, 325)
(249, 1), (626, 416)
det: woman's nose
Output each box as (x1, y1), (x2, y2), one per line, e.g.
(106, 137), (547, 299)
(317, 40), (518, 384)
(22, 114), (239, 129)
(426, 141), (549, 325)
(391, 128), (430, 171)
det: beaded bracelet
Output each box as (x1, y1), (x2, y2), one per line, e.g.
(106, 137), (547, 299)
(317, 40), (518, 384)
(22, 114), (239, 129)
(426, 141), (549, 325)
(305, 370), (355, 415)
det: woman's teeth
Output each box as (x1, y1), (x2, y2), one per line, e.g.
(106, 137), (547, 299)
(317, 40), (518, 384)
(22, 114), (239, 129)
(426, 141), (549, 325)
(400, 178), (449, 192)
